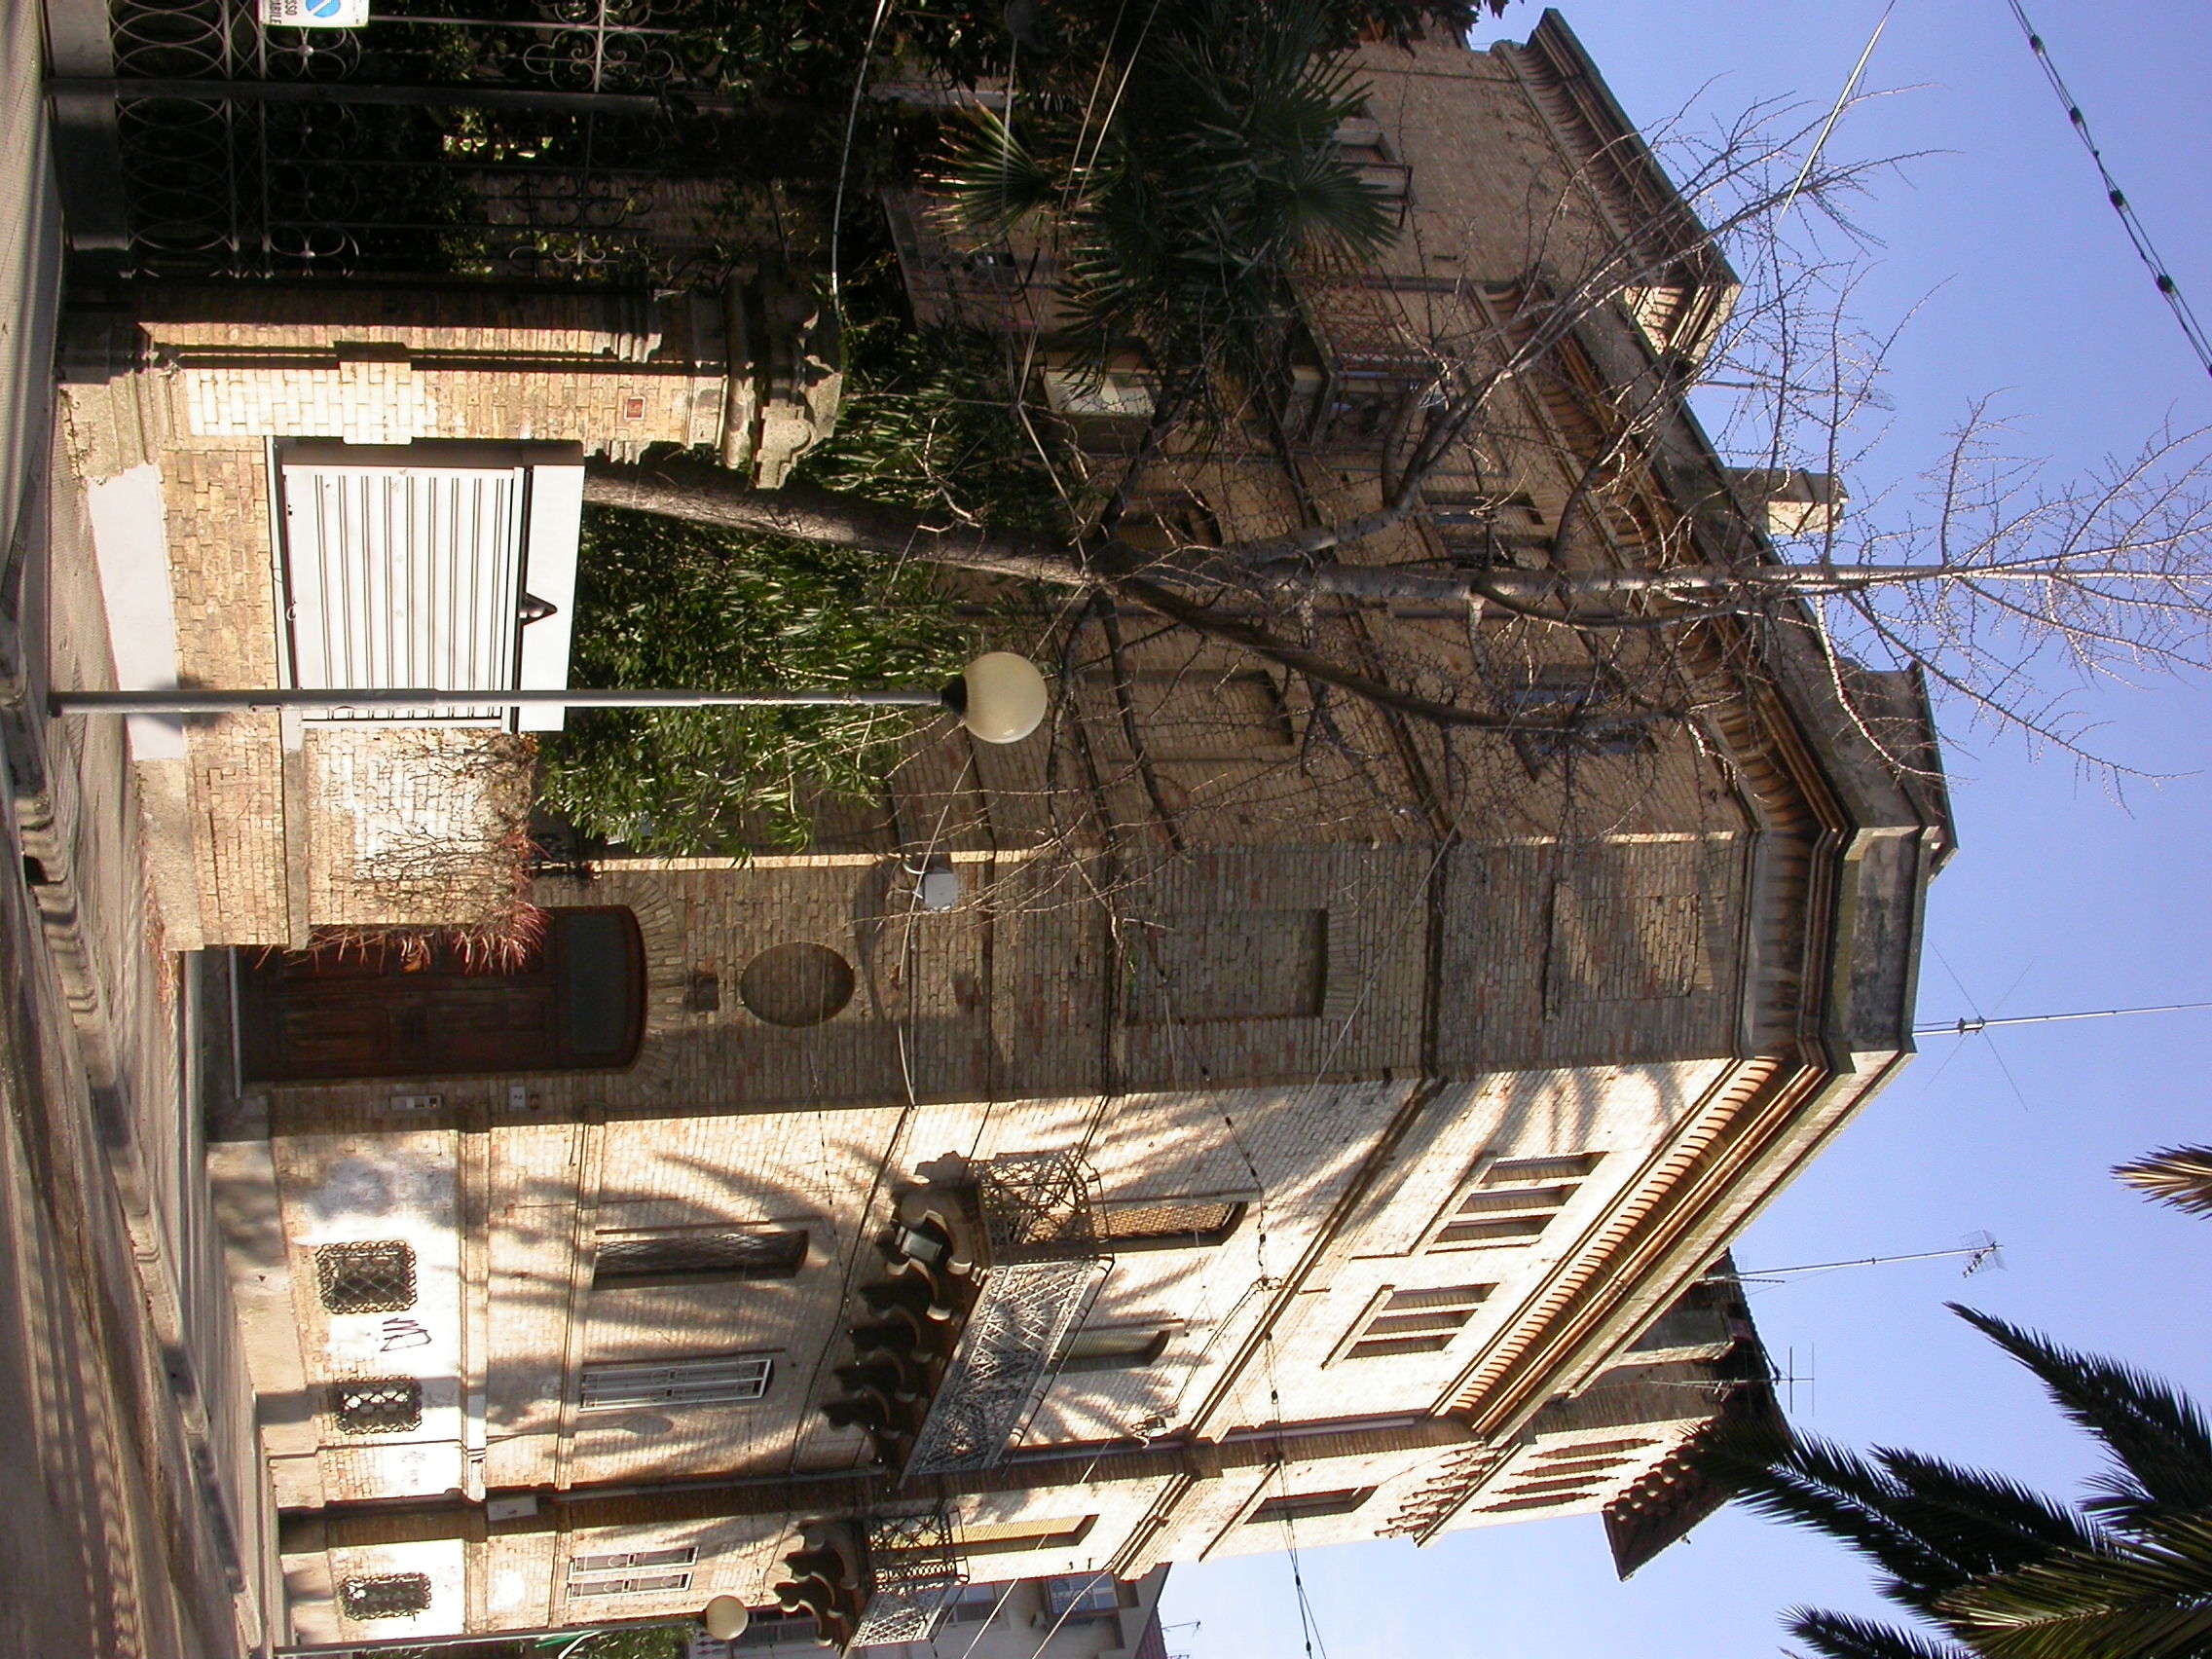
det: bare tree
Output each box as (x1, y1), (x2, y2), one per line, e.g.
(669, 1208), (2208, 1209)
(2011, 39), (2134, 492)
(580, 63), (2212, 796)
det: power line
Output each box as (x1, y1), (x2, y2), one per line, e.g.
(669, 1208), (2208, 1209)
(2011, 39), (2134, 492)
(1914, 998), (2212, 1037)
(2008, 0), (2212, 380)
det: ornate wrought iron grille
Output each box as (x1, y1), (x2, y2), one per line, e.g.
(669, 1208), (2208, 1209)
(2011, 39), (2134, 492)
(903, 1154), (1106, 1481)
(977, 1150), (1102, 1258)
(330, 1376), (424, 1434)
(313, 1240), (418, 1313)
(340, 1571), (433, 1620)
(850, 1511), (965, 1647)
(100, 0), (756, 281)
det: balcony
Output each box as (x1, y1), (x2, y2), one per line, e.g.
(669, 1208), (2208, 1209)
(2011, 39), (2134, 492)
(819, 1152), (1110, 1483)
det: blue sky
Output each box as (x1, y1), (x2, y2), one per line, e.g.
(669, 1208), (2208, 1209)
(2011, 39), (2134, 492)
(1160, 3), (2212, 1653)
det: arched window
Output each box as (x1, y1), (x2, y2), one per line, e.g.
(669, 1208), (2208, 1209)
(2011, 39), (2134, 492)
(238, 907), (645, 1082)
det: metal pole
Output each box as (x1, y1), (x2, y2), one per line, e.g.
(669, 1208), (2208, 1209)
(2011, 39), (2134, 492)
(1913, 999), (2212, 1037)
(49, 686), (949, 717)
(49, 78), (667, 117)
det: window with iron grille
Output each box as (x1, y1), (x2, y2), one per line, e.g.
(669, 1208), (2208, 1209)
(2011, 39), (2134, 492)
(567, 1573), (693, 1597)
(314, 1240), (418, 1314)
(330, 1377), (424, 1436)
(579, 1354), (772, 1411)
(1340, 1283), (1493, 1360)
(592, 1229), (808, 1290)
(569, 1547), (698, 1576)
(1045, 1575), (1124, 1618)
(942, 1583), (1007, 1625)
(1096, 1199), (1247, 1250)
(1428, 1154), (1603, 1250)
(731, 1607), (818, 1647)
(340, 1573), (432, 1621)
(1246, 1487), (1377, 1525)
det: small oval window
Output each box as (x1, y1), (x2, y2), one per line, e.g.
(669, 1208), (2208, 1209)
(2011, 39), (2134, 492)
(739, 943), (856, 1027)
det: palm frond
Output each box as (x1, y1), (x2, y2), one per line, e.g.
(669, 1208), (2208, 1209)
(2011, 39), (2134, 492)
(1696, 1427), (2038, 1613)
(956, 0), (1399, 390)
(1784, 1607), (1977, 1659)
(2117, 1145), (2212, 1218)
(931, 106), (1059, 241)
(1952, 1306), (2212, 1521)
(1937, 1512), (2212, 1659)
(1872, 1448), (2105, 1569)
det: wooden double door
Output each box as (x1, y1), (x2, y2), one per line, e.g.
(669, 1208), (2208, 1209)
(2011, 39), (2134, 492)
(238, 907), (645, 1083)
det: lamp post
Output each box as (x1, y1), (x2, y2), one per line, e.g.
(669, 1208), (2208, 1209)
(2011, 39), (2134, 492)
(48, 651), (1053, 745)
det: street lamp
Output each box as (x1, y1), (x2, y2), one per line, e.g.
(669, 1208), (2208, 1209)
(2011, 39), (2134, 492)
(47, 652), (1052, 745)
(700, 1596), (750, 1641)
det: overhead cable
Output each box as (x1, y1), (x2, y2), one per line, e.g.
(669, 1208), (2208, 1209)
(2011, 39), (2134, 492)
(2008, 0), (2212, 380)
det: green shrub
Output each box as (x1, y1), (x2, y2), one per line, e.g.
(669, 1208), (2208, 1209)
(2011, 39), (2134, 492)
(536, 314), (1065, 855)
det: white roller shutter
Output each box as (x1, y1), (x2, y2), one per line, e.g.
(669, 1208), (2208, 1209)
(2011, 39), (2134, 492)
(276, 440), (583, 729)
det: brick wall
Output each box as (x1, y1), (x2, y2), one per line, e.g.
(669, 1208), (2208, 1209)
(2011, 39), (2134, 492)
(60, 285), (738, 945)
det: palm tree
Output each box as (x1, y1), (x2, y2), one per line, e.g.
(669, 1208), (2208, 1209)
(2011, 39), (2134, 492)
(930, 0), (1408, 405)
(1700, 1306), (2212, 1659)
(2116, 1147), (2212, 1220)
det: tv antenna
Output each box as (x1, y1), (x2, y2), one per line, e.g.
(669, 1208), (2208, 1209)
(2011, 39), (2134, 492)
(1777, 1345), (1815, 1417)
(1710, 1233), (2004, 1286)
(1916, 999), (2212, 1038)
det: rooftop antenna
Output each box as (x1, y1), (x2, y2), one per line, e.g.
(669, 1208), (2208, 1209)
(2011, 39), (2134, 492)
(1710, 1233), (2004, 1286)
(1777, 1345), (1816, 1418)
(1916, 999), (2212, 1038)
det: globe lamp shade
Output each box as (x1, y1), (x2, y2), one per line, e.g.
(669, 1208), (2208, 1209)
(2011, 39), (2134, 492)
(702, 1597), (750, 1641)
(946, 652), (1048, 744)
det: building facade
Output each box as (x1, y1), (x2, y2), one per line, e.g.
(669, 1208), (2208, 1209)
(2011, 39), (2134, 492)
(200, 14), (1950, 1651)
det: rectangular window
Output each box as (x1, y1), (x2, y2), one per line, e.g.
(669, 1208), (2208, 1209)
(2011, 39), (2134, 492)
(941, 1583), (1007, 1625)
(1247, 1487), (1376, 1526)
(1429, 1154), (1602, 1249)
(567, 1573), (693, 1597)
(958, 1516), (1096, 1553)
(1341, 1283), (1493, 1360)
(1045, 1576), (1123, 1619)
(1096, 1198), (1246, 1249)
(1114, 494), (1223, 555)
(1333, 117), (1412, 204)
(569, 1547), (698, 1576)
(330, 1377), (424, 1436)
(314, 1240), (418, 1314)
(1042, 368), (1155, 421)
(341, 1573), (432, 1620)
(592, 1229), (807, 1290)
(579, 1354), (772, 1411)
(1420, 485), (1546, 568)
(1058, 1326), (1172, 1374)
